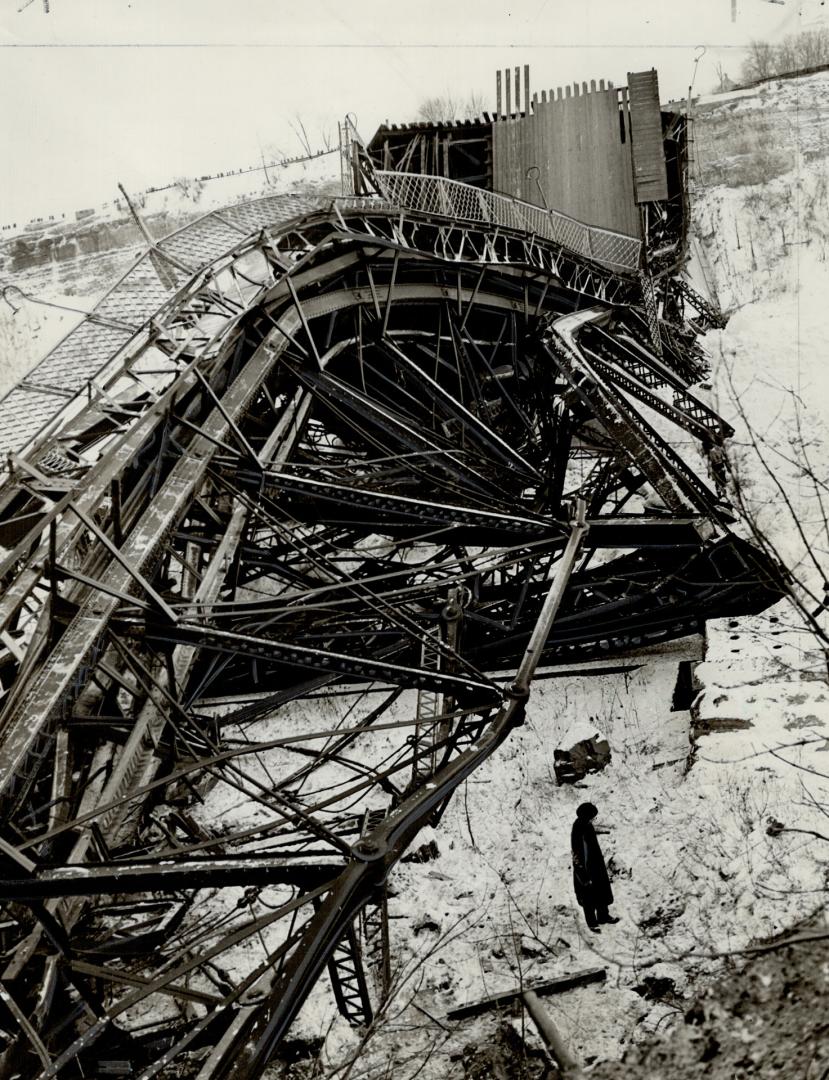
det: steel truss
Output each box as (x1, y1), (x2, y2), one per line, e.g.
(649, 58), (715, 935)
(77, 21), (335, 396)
(0, 192), (781, 1079)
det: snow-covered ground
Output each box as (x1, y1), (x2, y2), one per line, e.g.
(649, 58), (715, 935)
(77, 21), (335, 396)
(271, 630), (826, 1076)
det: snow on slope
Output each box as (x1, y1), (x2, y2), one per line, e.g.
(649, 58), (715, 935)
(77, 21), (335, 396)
(691, 67), (829, 813)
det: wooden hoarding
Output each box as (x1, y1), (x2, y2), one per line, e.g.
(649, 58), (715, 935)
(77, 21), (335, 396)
(492, 78), (645, 238)
(628, 69), (669, 203)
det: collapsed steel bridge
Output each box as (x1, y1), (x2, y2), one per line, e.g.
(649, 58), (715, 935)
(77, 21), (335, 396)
(0, 148), (781, 1078)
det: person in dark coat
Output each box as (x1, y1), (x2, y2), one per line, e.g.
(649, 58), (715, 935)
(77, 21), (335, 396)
(571, 802), (619, 933)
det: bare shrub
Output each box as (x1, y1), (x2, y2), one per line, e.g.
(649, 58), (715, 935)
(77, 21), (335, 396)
(172, 176), (205, 202)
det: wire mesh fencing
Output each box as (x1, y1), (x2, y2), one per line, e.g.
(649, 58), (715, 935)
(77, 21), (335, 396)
(370, 171), (642, 271)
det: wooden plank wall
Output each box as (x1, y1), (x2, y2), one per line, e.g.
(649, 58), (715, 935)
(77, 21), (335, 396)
(627, 70), (669, 203)
(492, 81), (641, 238)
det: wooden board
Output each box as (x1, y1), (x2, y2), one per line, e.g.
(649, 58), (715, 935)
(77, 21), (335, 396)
(628, 69), (669, 203)
(445, 966), (606, 1020)
(492, 83), (641, 237)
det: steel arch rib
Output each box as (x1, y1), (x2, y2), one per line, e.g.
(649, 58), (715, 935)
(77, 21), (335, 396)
(0, 194), (782, 1080)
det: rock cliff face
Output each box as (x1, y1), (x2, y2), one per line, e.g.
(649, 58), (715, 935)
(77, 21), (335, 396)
(1, 150), (340, 277)
(2, 211), (188, 273)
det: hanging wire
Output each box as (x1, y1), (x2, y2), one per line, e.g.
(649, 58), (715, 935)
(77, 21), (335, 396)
(689, 45), (707, 101)
(1, 284), (136, 333)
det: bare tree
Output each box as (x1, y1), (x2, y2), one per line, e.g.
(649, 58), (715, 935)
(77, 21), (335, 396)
(742, 29), (829, 85)
(741, 40), (779, 83)
(775, 34), (799, 76)
(716, 358), (829, 667)
(794, 27), (829, 70)
(289, 114), (314, 157)
(714, 61), (733, 94)
(417, 91), (487, 123)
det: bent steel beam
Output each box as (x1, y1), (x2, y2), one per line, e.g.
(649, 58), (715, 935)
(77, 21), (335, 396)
(0, 181), (783, 1080)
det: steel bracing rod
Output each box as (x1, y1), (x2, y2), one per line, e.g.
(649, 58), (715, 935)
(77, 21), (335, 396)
(176, 536), (573, 621)
(148, 621), (500, 703)
(195, 508), (589, 1079)
(283, 351), (448, 452)
(37, 884), (329, 1079)
(313, 317), (517, 472)
(126, 920), (316, 1080)
(103, 633), (352, 858)
(12, 708), (485, 911)
(153, 704), (474, 855)
(544, 309), (722, 519)
(513, 502), (589, 692)
(105, 570), (420, 855)
(202, 752), (357, 859)
(67, 960), (221, 1008)
(194, 466), (496, 691)
(250, 469), (563, 539)
(64, 502), (178, 623)
(281, 358), (508, 501)
(226, 688), (404, 807)
(273, 352), (524, 483)
(13, 704), (494, 857)
(0, 857), (342, 900)
(199, 461), (498, 682)
(439, 313), (538, 442)
(376, 337), (542, 481)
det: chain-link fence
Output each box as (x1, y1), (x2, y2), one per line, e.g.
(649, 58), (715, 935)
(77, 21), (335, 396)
(370, 171), (642, 272)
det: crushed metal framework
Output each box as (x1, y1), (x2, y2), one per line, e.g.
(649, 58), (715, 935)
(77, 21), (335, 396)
(0, 162), (779, 1078)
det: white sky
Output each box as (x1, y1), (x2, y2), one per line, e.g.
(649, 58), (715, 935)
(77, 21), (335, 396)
(1, 0), (827, 223)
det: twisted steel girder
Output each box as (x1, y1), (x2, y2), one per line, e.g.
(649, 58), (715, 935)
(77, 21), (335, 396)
(0, 189), (782, 1079)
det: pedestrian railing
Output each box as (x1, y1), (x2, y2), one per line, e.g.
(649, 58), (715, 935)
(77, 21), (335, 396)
(368, 171), (642, 273)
